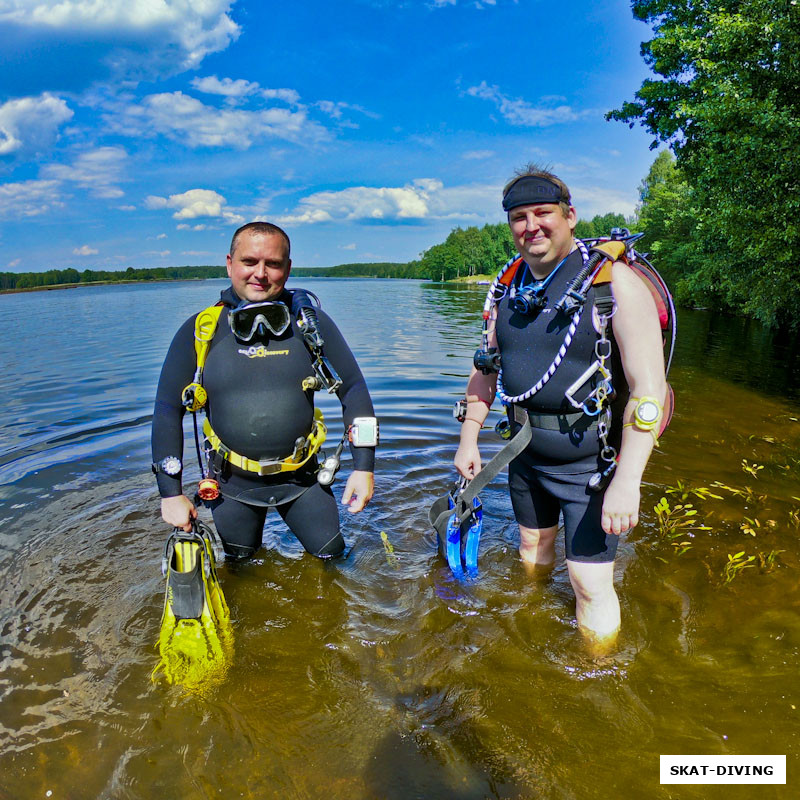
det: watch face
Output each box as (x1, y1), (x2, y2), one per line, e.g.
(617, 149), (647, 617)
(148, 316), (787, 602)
(636, 401), (660, 425)
(161, 456), (182, 475)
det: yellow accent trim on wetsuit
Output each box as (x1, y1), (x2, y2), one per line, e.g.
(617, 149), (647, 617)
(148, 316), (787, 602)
(202, 407), (327, 476)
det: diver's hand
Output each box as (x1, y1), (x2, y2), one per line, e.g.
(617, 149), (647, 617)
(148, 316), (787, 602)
(341, 470), (374, 513)
(161, 495), (197, 532)
(454, 441), (482, 480)
(600, 475), (640, 535)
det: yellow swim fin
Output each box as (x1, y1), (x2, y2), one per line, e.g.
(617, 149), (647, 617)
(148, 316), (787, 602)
(152, 520), (233, 691)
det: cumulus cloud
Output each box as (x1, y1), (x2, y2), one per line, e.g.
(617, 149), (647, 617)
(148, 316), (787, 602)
(0, 93), (73, 156)
(73, 244), (98, 255)
(262, 88), (301, 104)
(191, 76), (301, 106)
(177, 223), (208, 231)
(0, 179), (63, 218)
(42, 146), (127, 198)
(276, 178), (499, 225)
(191, 75), (260, 98)
(570, 184), (637, 218)
(145, 188), (244, 223)
(467, 81), (593, 126)
(0, 1), (239, 73)
(108, 92), (327, 148)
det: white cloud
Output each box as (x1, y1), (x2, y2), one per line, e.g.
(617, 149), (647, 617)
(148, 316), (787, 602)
(0, 93), (73, 156)
(191, 77), (302, 109)
(262, 88), (301, 104)
(467, 81), (593, 127)
(73, 244), (98, 255)
(177, 223), (208, 231)
(277, 178), (500, 225)
(462, 149), (494, 160)
(117, 204), (136, 211)
(340, 243), (356, 250)
(108, 92), (327, 148)
(0, 1), (239, 72)
(316, 100), (377, 122)
(0, 179), (63, 218)
(42, 146), (127, 198)
(146, 188), (244, 223)
(570, 184), (637, 218)
(191, 75), (260, 98)
(8, 257), (21, 267)
(156, 233), (167, 239)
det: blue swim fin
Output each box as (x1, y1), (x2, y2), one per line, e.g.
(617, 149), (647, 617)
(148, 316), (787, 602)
(444, 494), (465, 579)
(463, 497), (483, 577)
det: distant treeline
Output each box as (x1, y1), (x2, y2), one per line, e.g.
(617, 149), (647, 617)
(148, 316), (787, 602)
(293, 262), (413, 278)
(296, 214), (632, 283)
(0, 265), (225, 291)
(406, 215), (633, 282)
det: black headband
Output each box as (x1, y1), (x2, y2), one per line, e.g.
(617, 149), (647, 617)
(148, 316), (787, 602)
(502, 176), (567, 211)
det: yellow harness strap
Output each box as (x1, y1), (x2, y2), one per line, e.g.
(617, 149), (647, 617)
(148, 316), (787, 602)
(195, 304), (225, 371)
(182, 304), (225, 411)
(203, 408), (327, 476)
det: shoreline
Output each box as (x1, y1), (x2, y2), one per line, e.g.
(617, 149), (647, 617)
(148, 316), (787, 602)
(0, 276), (219, 295)
(0, 273), (495, 296)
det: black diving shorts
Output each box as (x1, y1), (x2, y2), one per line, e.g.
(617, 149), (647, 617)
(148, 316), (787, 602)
(508, 454), (619, 563)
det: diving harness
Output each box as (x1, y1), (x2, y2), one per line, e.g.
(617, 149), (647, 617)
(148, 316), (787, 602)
(469, 228), (675, 493)
(180, 290), (374, 501)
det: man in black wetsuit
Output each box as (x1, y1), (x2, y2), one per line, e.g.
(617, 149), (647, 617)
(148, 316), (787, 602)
(454, 166), (666, 641)
(152, 221), (375, 559)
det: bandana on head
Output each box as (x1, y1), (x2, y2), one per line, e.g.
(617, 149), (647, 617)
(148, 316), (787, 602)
(502, 176), (567, 211)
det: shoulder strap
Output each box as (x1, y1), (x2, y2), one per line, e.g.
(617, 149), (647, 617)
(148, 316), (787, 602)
(194, 304), (225, 372)
(498, 257), (524, 288)
(428, 406), (531, 536)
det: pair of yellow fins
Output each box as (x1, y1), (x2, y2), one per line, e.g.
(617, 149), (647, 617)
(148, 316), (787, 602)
(152, 519), (233, 690)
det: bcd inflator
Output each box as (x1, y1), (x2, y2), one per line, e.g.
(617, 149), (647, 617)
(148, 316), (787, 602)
(474, 347), (501, 375)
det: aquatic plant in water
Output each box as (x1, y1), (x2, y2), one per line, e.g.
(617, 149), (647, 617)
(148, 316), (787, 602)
(652, 479), (789, 584)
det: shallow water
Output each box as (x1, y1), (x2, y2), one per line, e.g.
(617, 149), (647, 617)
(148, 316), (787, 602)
(1, 279), (798, 799)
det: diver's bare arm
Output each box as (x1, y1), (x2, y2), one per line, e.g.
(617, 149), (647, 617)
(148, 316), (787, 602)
(601, 261), (668, 534)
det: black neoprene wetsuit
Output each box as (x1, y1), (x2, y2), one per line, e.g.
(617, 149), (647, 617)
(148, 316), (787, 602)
(495, 248), (628, 562)
(152, 286), (375, 558)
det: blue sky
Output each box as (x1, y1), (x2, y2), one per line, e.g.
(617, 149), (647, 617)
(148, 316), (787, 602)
(0, 1), (660, 271)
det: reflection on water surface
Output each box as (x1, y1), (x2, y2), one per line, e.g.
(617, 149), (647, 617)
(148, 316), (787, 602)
(0, 279), (798, 799)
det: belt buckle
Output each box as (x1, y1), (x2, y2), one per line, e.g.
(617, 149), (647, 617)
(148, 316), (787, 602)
(256, 458), (281, 476)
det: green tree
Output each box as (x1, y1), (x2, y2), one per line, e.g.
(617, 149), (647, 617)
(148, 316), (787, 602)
(636, 151), (704, 302)
(608, 0), (800, 328)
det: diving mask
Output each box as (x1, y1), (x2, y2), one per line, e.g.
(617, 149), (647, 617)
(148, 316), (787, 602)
(229, 301), (291, 341)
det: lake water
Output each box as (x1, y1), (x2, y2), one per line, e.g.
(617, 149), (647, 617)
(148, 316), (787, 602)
(1, 278), (798, 799)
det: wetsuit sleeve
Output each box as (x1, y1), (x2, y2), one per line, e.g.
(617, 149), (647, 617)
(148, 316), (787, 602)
(151, 315), (197, 497)
(316, 310), (376, 472)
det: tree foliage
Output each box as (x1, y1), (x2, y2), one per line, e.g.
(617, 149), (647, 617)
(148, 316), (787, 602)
(608, 0), (800, 328)
(574, 212), (631, 240)
(413, 223), (516, 280)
